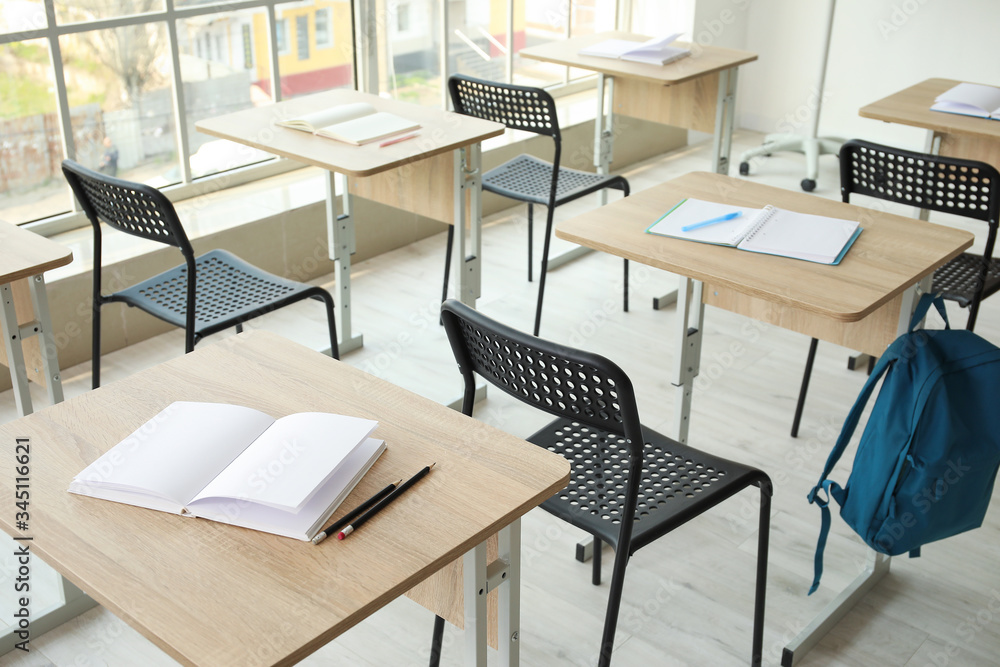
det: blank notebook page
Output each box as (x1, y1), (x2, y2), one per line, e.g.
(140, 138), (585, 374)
(737, 206), (859, 264)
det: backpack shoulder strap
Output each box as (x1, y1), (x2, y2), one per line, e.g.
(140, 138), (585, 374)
(805, 336), (901, 595)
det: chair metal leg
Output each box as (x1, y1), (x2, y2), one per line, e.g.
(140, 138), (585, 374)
(443, 225), (455, 304)
(527, 203), (534, 283)
(592, 537), (602, 585)
(751, 481), (772, 667)
(791, 338), (819, 438)
(429, 615), (445, 667)
(623, 259), (629, 313)
(533, 206), (556, 336)
(317, 290), (340, 360)
(92, 301), (101, 389)
(597, 547), (630, 667)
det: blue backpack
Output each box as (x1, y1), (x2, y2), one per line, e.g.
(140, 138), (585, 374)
(808, 295), (1000, 594)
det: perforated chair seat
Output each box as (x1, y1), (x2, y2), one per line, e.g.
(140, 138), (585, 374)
(61, 159), (339, 389)
(530, 419), (769, 555)
(444, 74), (631, 337)
(112, 249), (331, 338)
(933, 254), (1000, 308)
(483, 153), (628, 206)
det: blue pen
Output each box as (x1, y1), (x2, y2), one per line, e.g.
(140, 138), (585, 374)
(682, 211), (743, 232)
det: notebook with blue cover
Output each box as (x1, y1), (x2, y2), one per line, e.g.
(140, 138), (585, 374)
(646, 198), (862, 265)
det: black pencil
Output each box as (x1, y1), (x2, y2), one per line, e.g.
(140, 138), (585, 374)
(312, 479), (402, 544)
(337, 463), (436, 539)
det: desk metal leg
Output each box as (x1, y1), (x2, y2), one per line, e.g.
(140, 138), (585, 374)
(29, 275), (63, 406)
(327, 172), (364, 354)
(464, 541), (488, 666)
(711, 67), (739, 176)
(463, 519), (520, 667)
(670, 277), (705, 444)
(653, 69), (738, 310)
(783, 277), (929, 663)
(0, 282), (32, 416)
(781, 551), (890, 666)
(454, 145), (483, 308)
(497, 519), (520, 667)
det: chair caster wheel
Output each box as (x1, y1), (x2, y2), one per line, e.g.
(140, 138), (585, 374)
(739, 162), (750, 176)
(801, 179), (816, 192)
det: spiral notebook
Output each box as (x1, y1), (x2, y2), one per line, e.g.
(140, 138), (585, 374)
(646, 198), (862, 265)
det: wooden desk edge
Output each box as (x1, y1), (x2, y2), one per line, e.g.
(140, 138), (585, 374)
(519, 35), (758, 86)
(195, 122), (505, 178)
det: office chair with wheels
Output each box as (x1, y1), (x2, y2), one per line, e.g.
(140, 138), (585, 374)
(61, 160), (339, 389)
(791, 139), (1000, 437)
(431, 299), (771, 667)
(443, 74), (631, 336)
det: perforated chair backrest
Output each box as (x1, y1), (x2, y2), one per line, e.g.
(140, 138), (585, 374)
(840, 139), (1000, 226)
(440, 299), (645, 459)
(62, 159), (195, 258)
(448, 74), (561, 142)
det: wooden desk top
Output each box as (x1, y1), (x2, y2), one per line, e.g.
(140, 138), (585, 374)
(196, 90), (505, 178)
(556, 172), (973, 322)
(519, 31), (757, 86)
(859, 78), (1000, 140)
(0, 331), (568, 666)
(0, 221), (73, 283)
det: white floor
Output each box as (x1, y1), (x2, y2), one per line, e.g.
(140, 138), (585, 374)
(2, 130), (999, 667)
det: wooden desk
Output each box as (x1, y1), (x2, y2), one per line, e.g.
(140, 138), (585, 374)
(0, 222), (72, 416)
(860, 78), (1000, 167)
(197, 92), (505, 354)
(0, 330), (568, 665)
(521, 31), (757, 177)
(556, 171), (973, 665)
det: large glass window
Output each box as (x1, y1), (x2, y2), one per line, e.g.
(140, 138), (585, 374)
(1, 0), (639, 230)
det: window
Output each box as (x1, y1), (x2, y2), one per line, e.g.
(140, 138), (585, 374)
(316, 8), (333, 49)
(242, 24), (253, 69)
(1, 0), (621, 231)
(396, 3), (410, 33)
(276, 18), (290, 55)
(296, 15), (309, 60)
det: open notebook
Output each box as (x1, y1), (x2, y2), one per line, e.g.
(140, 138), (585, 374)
(930, 82), (1000, 120)
(277, 102), (420, 145)
(69, 402), (386, 541)
(647, 198), (862, 265)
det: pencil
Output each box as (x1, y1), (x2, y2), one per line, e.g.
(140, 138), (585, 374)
(337, 463), (436, 539)
(379, 132), (419, 148)
(312, 479), (402, 545)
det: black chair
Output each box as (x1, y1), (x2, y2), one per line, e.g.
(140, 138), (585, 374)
(791, 139), (1000, 437)
(62, 160), (339, 389)
(432, 299), (771, 667)
(443, 74), (631, 336)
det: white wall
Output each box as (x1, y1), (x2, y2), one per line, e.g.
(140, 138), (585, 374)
(738, 0), (1000, 150)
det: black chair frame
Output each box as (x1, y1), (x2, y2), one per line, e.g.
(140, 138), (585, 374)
(444, 74), (631, 336)
(62, 160), (338, 389)
(433, 299), (771, 667)
(791, 139), (1000, 436)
